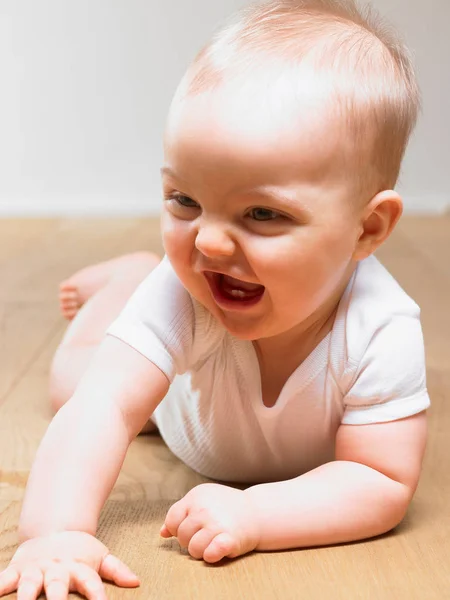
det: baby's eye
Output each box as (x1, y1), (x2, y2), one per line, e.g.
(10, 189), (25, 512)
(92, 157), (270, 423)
(248, 207), (280, 221)
(170, 194), (199, 209)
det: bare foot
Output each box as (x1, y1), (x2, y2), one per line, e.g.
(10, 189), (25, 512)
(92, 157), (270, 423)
(59, 251), (160, 320)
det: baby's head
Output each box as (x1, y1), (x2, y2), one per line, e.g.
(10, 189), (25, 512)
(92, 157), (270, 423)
(160, 0), (421, 340)
(168, 0), (420, 203)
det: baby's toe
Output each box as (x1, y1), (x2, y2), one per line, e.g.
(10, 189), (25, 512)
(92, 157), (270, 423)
(59, 279), (77, 294)
(59, 285), (81, 319)
(60, 294), (78, 308)
(63, 311), (76, 321)
(59, 281), (78, 300)
(59, 278), (74, 291)
(60, 305), (78, 321)
(60, 291), (78, 303)
(61, 300), (79, 313)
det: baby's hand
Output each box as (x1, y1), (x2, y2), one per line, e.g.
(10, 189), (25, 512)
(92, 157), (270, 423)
(0, 531), (139, 599)
(160, 483), (260, 563)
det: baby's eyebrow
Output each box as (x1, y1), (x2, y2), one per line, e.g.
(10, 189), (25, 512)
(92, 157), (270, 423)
(161, 166), (312, 216)
(248, 186), (313, 216)
(160, 166), (188, 182)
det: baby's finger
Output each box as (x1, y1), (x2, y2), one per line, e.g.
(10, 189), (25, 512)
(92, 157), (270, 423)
(176, 517), (203, 549)
(17, 565), (44, 600)
(0, 565), (20, 596)
(71, 563), (107, 600)
(44, 564), (70, 600)
(203, 532), (237, 564)
(163, 501), (188, 537)
(99, 553), (140, 588)
(159, 524), (172, 538)
(188, 529), (216, 560)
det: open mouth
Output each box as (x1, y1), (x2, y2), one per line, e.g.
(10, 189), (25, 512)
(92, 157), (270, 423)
(205, 272), (265, 308)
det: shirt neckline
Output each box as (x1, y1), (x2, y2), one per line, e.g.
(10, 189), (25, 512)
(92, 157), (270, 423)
(233, 331), (332, 418)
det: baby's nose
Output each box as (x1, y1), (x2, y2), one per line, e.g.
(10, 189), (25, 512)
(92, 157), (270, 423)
(195, 224), (235, 258)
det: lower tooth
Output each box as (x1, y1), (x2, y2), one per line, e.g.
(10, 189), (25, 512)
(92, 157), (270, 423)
(230, 289), (246, 298)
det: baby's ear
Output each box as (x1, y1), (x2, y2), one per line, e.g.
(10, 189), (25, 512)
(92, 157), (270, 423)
(352, 190), (403, 261)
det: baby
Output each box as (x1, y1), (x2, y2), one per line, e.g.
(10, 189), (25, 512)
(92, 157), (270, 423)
(0, 0), (430, 598)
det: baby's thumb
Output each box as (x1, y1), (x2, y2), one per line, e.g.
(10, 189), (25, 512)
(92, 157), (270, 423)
(99, 553), (140, 588)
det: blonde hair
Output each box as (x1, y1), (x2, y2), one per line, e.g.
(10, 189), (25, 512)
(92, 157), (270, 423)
(174, 0), (421, 200)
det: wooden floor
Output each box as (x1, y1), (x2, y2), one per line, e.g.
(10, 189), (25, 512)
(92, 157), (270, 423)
(0, 217), (449, 599)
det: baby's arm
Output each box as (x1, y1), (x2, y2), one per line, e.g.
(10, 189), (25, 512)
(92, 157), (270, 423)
(19, 334), (169, 540)
(245, 411), (427, 550)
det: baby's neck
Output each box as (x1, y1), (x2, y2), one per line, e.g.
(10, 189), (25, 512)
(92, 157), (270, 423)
(254, 306), (335, 369)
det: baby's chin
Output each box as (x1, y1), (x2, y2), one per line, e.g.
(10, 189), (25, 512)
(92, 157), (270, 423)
(213, 309), (276, 341)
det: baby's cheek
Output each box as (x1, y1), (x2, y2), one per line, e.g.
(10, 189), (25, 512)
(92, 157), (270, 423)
(161, 218), (189, 259)
(161, 223), (198, 287)
(160, 212), (176, 248)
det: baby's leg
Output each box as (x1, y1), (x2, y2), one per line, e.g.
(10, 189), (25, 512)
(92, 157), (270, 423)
(58, 251), (156, 320)
(49, 252), (161, 433)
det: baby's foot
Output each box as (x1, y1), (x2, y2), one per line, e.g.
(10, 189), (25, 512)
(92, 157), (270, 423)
(59, 284), (82, 321)
(58, 252), (157, 320)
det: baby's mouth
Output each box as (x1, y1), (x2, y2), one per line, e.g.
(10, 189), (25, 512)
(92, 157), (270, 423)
(205, 272), (265, 305)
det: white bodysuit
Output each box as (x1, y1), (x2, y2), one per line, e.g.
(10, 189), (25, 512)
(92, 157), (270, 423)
(106, 255), (430, 484)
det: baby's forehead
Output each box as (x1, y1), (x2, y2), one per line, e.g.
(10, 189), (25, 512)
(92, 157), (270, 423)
(165, 70), (354, 177)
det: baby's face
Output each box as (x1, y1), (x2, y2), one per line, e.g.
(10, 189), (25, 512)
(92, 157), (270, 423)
(161, 75), (365, 341)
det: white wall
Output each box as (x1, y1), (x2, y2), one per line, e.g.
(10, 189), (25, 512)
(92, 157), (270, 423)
(0, 0), (448, 216)
(374, 0), (450, 214)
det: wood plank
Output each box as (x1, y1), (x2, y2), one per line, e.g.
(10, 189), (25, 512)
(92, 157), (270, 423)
(397, 215), (450, 283)
(0, 302), (62, 405)
(0, 220), (59, 265)
(0, 220), (62, 401)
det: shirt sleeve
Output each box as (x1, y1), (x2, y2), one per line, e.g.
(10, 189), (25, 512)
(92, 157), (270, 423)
(105, 256), (195, 382)
(341, 315), (431, 425)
